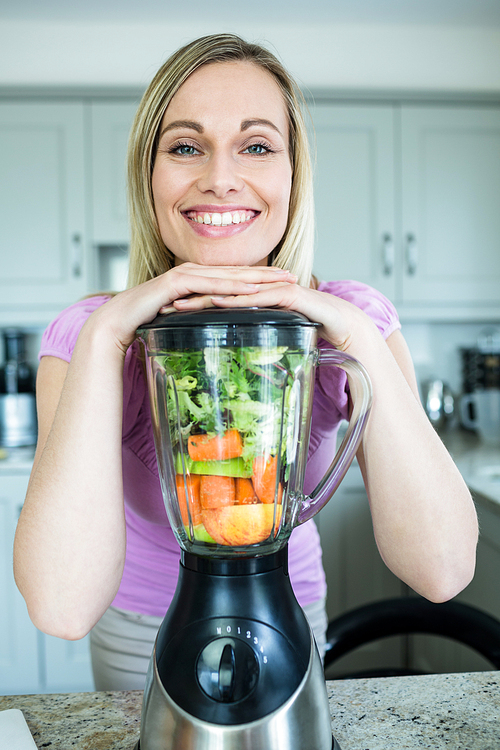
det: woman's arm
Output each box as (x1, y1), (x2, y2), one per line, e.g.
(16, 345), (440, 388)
(199, 283), (479, 602)
(14, 264), (297, 639)
(355, 328), (478, 602)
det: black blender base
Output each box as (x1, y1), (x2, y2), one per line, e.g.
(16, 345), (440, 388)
(134, 736), (341, 749)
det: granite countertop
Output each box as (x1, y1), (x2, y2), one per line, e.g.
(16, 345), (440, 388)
(1, 671), (499, 750)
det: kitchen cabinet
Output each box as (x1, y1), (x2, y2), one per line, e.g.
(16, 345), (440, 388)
(409, 494), (500, 674)
(0, 467), (93, 695)
(90, 101), (138, 245)
(316, 461), (407, 677)
(0, 473), (39, 694)
(310, 105), (397, 302)
(310, 102), (500, 319)
(0, 103), (88, 323)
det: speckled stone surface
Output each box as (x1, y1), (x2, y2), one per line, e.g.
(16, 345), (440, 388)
(328, 671), (500, 749)
(0, 671), (499, 749)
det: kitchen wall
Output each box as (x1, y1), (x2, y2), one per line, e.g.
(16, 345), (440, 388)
(1, 20), (500, 93)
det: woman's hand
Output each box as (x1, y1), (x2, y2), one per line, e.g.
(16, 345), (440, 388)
(170, 268), (375, 354)
(85, 263), (299, 356)
(181, 271), (479, 603)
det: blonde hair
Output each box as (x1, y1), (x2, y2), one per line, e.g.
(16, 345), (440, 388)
(127, 33), (315, 288)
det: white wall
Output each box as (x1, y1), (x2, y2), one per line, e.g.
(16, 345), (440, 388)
(1, 21), (500, 92)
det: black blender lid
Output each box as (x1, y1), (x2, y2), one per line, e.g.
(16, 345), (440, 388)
(137, 307), (319, 332)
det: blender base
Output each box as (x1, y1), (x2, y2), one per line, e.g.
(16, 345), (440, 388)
(133, 738), (342, 749)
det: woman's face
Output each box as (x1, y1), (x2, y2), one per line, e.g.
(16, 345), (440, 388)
(152, 61), (292, 267)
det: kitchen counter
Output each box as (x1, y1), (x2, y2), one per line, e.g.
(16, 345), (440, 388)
(1, 671), (499, 749)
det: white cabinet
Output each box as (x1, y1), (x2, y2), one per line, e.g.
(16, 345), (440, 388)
(0, 473), (39, 694)
(409, 495), (500, 674)
(316, 462), (407, 677)
(400, 106), (500, 308)
(311, 105), (397, 301)
(0, 103), (88, 321)
(90, 101), (138, 245)
(0, 468), (93, 695)
(310, 102), (500, 318)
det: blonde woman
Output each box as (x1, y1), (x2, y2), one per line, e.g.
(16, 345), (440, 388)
(14, 33), (478, 690)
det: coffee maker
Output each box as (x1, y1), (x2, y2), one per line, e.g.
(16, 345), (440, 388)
(135, 308), (372, 750)
(0, 329), (37, 448)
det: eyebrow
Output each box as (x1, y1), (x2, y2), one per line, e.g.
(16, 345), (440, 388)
(158, 117), (283, 141)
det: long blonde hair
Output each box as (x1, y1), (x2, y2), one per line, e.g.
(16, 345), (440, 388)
(127, 33), (315, 288)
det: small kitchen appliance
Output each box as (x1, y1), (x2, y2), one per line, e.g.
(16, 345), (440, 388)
(135, 308), (372, 750)
(0, 329), (37, 448)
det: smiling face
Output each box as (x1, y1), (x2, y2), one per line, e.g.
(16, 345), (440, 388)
(151, 61), (293, 268)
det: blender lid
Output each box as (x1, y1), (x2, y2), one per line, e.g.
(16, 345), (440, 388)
(137, 307), (319, 332)
(136, 307), (320, 352)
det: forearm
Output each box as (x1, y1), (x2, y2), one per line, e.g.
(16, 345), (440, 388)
(350, 331), (478, 602)
(14, 320), (127, 639)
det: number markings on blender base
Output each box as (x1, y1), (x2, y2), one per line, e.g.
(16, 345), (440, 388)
(214, 620), (269, 664)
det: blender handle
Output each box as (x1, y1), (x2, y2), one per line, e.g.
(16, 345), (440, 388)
(297, 350), (372, 525)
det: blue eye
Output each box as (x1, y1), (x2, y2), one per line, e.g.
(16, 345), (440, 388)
(170, 143), (199, 156)
(244, 143), (270, 155)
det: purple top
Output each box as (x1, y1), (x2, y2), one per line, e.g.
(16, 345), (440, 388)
(39, 280), (400, 616)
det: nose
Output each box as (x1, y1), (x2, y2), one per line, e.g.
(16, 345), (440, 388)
(196, 151), (245, 198)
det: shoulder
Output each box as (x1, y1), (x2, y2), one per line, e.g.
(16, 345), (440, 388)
(317, 279), (401, 340)
(39, 295), (111, 363)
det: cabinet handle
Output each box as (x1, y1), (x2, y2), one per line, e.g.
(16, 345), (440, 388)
(405, 233), (418, 275)
(381, 233), (394, 276)
(71, 233), (83, 278)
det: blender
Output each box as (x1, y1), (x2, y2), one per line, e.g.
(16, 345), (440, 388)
(135, 307), (372, 750)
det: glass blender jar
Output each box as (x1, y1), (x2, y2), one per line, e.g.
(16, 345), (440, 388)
(135, 307), (372, 750)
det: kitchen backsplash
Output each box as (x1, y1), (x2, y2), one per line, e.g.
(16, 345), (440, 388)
(403, 321), (500, 396)
(1, 318), (498, 403)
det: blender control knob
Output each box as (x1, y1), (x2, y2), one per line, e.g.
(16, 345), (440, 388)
(196, 637), (259, 703)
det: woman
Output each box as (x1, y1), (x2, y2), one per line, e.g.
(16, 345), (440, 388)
(14, 33), (478, 690)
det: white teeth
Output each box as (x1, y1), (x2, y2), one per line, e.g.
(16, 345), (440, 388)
(191, 211), (254, 226)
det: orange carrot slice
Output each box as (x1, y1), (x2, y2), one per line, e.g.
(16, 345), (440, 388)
(188, 430), (243, 462)
(235, 477), (259, 505)
(176, 474), (202, 525)
(199, 474), (236, 509)
(252, 455), (282, 504)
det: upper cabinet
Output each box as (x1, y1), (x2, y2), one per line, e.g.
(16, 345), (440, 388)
(311, 104), (397, 301)
(1, 97), (500, 324)
(0, 103), (88, 320)
(310, 102), (500, 319)
(400, 106), (500, 309)
(90, 101), (139, 245)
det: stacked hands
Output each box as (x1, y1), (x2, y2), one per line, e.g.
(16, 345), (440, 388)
(93, 262), (368, 358)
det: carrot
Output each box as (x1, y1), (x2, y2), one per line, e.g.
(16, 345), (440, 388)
(235, 477), (259, 505)
(188, 430), (243, 462)
(200, 474), (236, 509)
(252, 455), (282, 504)
(176, 474), (202, 525)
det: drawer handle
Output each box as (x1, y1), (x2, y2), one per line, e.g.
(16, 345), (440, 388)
(406, 233), (418, 275)
(382, 233), (394, 276)
(71, 233), (83, 278)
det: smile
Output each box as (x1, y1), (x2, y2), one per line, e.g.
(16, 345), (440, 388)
(184, 210), (258, 226)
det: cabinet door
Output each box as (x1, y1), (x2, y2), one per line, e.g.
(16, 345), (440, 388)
(90, 101), (139, 245)
(316, 463), (406, 677)
(0, 473), (40, 695)
(409, 499), (500, 674)
(310, 104), (396, 300)
(43, 633), (94, 693)
(0, 103), (88, 312)
(400, 106), (500, 306)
